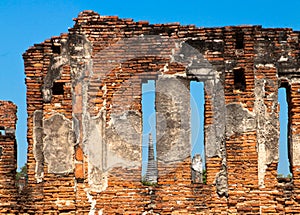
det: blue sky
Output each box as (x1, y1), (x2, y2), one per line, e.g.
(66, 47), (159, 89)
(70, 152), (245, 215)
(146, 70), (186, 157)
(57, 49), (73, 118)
(0, 0), (297, 173)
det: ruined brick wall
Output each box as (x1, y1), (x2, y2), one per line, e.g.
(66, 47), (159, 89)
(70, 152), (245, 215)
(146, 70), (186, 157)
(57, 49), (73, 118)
(0, 101), (17, 213)
(20, 10), (300, 214)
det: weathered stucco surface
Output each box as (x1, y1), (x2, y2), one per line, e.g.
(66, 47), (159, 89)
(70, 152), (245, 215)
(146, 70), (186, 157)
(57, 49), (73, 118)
(106, 110), (142, 165)
(43, 114), (74, 174)
(156, 76), (190, 163)
(226, 103), (256, 137)
(254, 73), (280, 187)
(33, 110), (44, 182)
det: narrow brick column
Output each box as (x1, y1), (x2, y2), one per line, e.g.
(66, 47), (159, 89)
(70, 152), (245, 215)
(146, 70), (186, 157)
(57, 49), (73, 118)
(0, 101), (17, 213)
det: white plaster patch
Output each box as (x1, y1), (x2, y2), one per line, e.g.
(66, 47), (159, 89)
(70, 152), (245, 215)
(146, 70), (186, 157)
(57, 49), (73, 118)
(55, 198), (73, 207)
(213, 39), (223, 43)
(51, 57), (68, 70)
(36, 172), (43, 183)
(32, 110), (44, 183)
(292, 135), (300, 166)
(258, 143), (267, 188)
(255, 63), (275, 68)
(54, 103), (61, 108)
(87, 191), (97, 215)
(278, 56), (288, 62)
(74, 46), (84, 51)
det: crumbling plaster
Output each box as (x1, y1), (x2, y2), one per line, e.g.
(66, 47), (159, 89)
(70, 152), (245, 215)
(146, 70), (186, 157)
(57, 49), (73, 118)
(35, 28), (295, 196)
(20, 11), (300, 214)
(43, 114), (74, 174)
(34, 30), (233, 195)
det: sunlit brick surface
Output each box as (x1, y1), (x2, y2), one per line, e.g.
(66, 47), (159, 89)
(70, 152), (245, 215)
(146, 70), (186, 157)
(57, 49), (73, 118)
(17, 10), (300, 214)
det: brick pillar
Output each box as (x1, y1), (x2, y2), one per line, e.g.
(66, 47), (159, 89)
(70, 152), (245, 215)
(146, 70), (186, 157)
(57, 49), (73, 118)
(289, 82), (300, 211)
(0, 101), (17, 213)
(155, 75), (193, 212)
(156, 75), (190, 171)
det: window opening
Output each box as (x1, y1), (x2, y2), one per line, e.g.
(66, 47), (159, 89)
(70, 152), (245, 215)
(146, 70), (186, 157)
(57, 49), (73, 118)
(279, 32), (287, 42)
(190, 81), (205, 183)
(278, 87), (292, 178)
(142, 80), (157, 184)
(0, 126), (5, 136)
(235, 30), (244, 49)
(51, 43), (61, 54)
(52, 82), (65, 95)
(233, 68), (246, 91)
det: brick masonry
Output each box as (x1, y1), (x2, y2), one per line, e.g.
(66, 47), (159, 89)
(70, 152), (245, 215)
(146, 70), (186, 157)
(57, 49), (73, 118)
(0, 10), (300, 214)
(0, 101), (17, 214)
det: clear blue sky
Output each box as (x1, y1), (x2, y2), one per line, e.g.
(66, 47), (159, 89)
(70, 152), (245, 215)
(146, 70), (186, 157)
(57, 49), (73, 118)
(0, 0), (298, 173)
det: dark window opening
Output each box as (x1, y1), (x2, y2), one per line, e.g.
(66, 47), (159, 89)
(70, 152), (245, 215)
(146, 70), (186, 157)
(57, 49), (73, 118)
(51, 44), (61, 54)
(279, 32), (288, 42)
(0, 126), (5, 136)
(142, 80), (158, 184)
(235, 30), (244, 49)
(278, 87), (292, 178)
(233, 68), (246, 91)
(186, 39), (224, 53)
(52, 82), (65, 95)
(190, 81), (205, 183)
(264, 35), (270, 41)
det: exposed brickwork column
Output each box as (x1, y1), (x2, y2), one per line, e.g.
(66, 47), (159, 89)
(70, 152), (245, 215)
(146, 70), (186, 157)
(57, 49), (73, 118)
(154, 74), (194, 213)
(223, 26), (261, 214)
(22, 45), (46, 213)
(0, 101), (17, 213)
